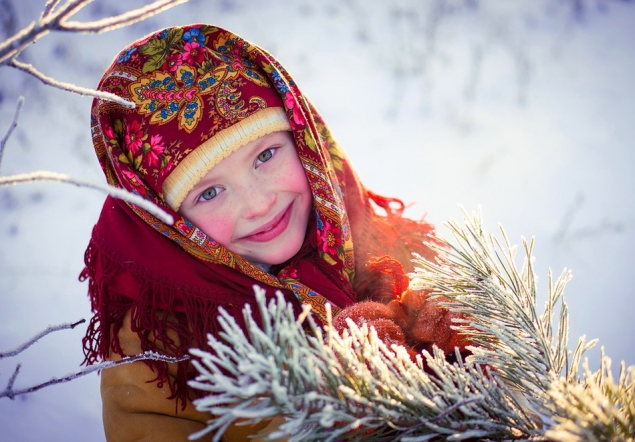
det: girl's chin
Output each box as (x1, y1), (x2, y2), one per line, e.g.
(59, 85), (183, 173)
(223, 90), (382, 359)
(248, 243), (304, 267)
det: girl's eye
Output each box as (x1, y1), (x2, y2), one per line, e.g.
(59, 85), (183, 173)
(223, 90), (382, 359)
(256, 148), (276, 165)
(199, 187), (222, 202)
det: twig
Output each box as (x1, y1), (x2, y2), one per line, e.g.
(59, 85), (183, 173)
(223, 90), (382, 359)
(0, 96), (24, 173)
(0, 319), (85, 359)
(0, 0), (188, 65)
(41, 0), (63, 19)
(0, 171), (174, 225)
(61, 0), (190, 33)
(9, 59), (134, 108)
(1, 351), (190, 400)
(0, 0), (188, 105)
(6, 364), (21, 396)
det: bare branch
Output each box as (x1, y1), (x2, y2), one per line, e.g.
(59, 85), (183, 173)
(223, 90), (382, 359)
(6, 364), (20, 396)
(61, 0), (190, 33)
(52, 0), (94, 24)
(0, 0), (88, 66)
(1, 351), (189, 400)
(0, 96), (25, 173)
(0, 0), (188, 65)
(8, 59), (134, 108)
(0, 319), (86, 360)
(41, 0), (64, 19)
(0, 171), (174, 225)
(0, 0), (188, 107)
(0, 21), (39, 66)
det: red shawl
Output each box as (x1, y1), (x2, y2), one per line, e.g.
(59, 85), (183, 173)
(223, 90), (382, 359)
(81, 24), (437, 408)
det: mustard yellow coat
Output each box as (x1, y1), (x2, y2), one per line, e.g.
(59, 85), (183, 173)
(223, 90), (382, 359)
(100, 310), (283, 441)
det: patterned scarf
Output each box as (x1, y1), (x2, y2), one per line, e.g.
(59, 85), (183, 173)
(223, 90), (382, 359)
(81, 24), (437, 408)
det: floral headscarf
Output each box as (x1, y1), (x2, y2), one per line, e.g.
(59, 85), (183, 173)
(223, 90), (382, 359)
(82, 24), (436, 408)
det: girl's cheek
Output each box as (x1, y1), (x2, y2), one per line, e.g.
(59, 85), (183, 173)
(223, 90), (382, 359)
(276, 155), (309, 191)
(203, 209), (236, 244)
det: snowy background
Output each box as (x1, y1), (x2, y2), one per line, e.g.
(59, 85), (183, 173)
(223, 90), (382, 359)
(1, 0), (633, 439)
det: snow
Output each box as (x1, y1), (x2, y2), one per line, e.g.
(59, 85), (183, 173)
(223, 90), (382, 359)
(1, 0), (633, 440)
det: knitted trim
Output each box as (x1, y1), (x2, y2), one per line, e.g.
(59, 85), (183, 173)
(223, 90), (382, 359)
(163, 107), (291, 211)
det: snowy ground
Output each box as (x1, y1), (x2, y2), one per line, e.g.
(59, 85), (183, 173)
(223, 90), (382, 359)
(1, 0), (633, 440)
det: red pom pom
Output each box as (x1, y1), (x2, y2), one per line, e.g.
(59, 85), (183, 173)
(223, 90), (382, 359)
(332, 301), (395, 333)
(386, 300), (410, 330)
(401, 289), (429, 315)
(366, 319), (406, 347)
(409, 303), (446, 344)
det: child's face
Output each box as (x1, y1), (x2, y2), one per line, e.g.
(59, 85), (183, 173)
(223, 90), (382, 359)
(178, 131), (313, 266)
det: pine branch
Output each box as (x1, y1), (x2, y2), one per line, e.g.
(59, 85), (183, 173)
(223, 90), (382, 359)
(410, 208), (573, 406)
(546, 351), (635, 442)
(0, 171), (174, 224)
(189, 287), (540, 441)
(188, 209), (635, 441)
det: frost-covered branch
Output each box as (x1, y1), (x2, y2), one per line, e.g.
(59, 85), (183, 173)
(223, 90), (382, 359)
(410, 208), (576, 403)
(188, 287), (539, 441)
(0, 318), (189, 400)
(0, 319), (85, 359)
(60, 0), (189, 33)
(8, 58), (134, 108)
(0, 96), (24, 173)
(1, 351), (189, 400)
(546, 351), (635, 441)
(0, 96), (173, 224)
(188, 210), (635, 441)
(0, 0), (189, 104)
(0, 171), (174, 224)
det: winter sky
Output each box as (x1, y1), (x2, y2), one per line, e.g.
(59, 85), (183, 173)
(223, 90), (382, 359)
(1, 0), (634, 439)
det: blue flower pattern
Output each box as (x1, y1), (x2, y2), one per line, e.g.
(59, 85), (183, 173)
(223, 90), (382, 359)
(117, 47), (137, 63)
(271, 71), (289, 93)
(183, 28), (205, 47)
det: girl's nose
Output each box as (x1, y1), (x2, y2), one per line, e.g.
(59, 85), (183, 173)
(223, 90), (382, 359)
(240, 185), (277, 219)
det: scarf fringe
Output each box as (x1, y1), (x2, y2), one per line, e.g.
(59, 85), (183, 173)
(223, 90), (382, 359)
(80, 233), (245, 411)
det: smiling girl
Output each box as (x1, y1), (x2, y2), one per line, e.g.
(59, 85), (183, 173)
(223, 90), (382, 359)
(82, 24), (468, 441)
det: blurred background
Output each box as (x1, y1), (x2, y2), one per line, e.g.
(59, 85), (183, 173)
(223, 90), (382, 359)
(1, 0), (633, 439)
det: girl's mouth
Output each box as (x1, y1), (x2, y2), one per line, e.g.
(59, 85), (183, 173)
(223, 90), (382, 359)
(241, 203), (292, 242)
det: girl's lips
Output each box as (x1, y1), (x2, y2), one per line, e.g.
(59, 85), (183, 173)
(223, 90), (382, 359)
(240, 203), (292, 243)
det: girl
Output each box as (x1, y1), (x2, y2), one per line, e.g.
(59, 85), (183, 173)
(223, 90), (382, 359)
(82, 24), (468, 441)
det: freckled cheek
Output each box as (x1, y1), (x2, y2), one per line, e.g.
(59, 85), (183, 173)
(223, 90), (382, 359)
(198, 209), (237, 245)
(275, 158), (311, 194)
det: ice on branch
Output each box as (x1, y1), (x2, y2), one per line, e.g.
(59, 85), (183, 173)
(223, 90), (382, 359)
(0, 171), (174, 225)
(1, 320), (189, 400)
(188, 210), (635, 441)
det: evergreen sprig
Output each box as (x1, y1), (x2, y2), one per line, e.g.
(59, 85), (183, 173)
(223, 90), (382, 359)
(189, 209), (634, 441)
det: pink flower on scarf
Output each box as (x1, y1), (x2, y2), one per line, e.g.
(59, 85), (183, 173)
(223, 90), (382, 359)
(182, 42), (205, 65)
(124, 120), (144, 154)
(163, 53), (183, 73)
(318, 219), (342, 256)
(279, 267), (298, 280)
(121, 169), (146, 195)
(102, 123), (115, 141)
(284, 91), (305, 127)
(144, 134), (166, 167)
